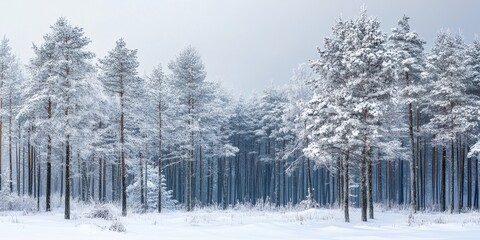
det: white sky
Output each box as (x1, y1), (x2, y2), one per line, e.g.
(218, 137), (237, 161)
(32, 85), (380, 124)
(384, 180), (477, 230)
(1, 0), (479, 96)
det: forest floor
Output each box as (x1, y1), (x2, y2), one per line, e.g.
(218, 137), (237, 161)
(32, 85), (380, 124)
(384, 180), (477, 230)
(1, 204), (480, 239)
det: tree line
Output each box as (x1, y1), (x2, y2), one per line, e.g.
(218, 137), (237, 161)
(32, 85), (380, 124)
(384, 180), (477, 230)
(0, 11), (480, 223)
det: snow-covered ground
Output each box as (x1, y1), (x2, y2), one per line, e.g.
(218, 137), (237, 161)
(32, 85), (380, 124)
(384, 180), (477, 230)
(1, 205), (480, 240)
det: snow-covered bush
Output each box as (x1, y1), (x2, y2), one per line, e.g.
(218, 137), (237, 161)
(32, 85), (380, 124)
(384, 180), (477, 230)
(127, 161), (177, 212)
(0, 171), (36, 212)
(85, 203), (120, 220)
(109, 218), (126, 232)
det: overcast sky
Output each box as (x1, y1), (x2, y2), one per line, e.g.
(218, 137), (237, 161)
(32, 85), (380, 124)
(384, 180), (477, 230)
(1, 0), (479, 96)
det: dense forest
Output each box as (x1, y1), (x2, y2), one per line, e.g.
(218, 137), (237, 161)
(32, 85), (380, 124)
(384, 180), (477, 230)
(1, 10), (480, 224)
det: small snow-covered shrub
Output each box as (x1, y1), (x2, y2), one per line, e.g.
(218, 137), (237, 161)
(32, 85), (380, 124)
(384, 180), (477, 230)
(433, 217), (446, 224)
(109, 218), (126, 232)
(85, 203), (120, 220)
(126, 163), (177, 212)
(298, 198), (319, 210)
(407, 212), (415, 226)
(0, 171), (36, 212)
(9, 216), (20, 223)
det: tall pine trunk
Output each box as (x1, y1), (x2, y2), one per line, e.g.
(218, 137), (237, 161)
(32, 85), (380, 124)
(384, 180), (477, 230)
(440, 145), (446, 211)
(468, 146), (472, 209)
(408, 102), (417, 213)
(361, 145), (367, 222)
(158, 104), (163, 213)
(46, 98), (52, 211)
(474, 158), (479, 209)
(450, 138), (454, 213)
(367, 148), (374, 219)
(8, 88), (12, 193)
(305, 120), (314, 205)
(377, 150), (382, 203)
(343, 149), (350, 222)
(65, 136), (70, 219)
(120, 88), (127, 217)
(432, 138), (436, 207)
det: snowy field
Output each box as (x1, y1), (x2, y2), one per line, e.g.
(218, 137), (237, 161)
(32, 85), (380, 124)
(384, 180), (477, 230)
(1, 205), (480, 240)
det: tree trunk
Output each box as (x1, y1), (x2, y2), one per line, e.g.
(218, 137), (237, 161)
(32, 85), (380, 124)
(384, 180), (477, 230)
(140, 152), (145, 210)
(16, 126), (20, 196)
(423, 139), (427, 210)
(222, 156), (228, 210)
(457, 136), (463, 213)
(120, 91), (127, 216)
(377, 150), (382, 203)
(468, 146), (472, 209)
(27, 128), (31, 196)
(361, 146), (367, 222)
(408, 102), (417, 213)
(158, 104), (163, 213)
(46, 97), (52, 211)
(474, 157), (479, 209)
(36, 149), (40, 211)
(65, 137), (70, 219)
(450, 138), (454, 214)
(343, 149), (350, 223)
(102, 158), (106, 201)
(367, 148), (374, 219)
(98, 157), (102, 202)
(8, 88), (12, 193)
(305, 120), (314, 205)
(440, 145), (446, 212)
(432, 138), (436, 207)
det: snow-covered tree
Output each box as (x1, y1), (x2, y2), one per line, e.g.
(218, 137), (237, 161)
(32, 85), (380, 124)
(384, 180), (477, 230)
(20, 18), (95, 218)
(0, 37), (17, 192)
(309, 9), (391, 222)
(168, 46), (208, 211)
(98, 38), (140, 216)
(425, 31), (472, 213)
(388, 15), (426, 213)
(282, 63), (315, 205)
(145, 64), (180, 212)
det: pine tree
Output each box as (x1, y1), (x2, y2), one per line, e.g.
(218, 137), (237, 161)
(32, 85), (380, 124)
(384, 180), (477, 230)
(309, 9), (391, 222)
(98, 38), (140, 217)
(0, 38), (16, 192)
(425, 31), (470, 213)
(168, 46), (207, 211)
(388, 15), (426, 214)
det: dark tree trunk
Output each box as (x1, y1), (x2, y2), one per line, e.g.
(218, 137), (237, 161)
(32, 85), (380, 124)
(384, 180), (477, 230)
(98, 157), (102, 202)
(474, 158), (479, 209)
(432, 139), (436, 207)
(377, 150), (382, 203)
(46, 97), (52, 212)
(65, 138), (70, 219)
(8, 89), (12, 193)
(140, 152), (145, 210)
(450, 139), (454, 214)
(158, 104), (163, 213)
(440, 145), (446, 212)
(367, 148), (374, 219)
(361, 146), (367, 222)
(120, 93), (127, 216)
(36, 149), (40, 211)
(468, 146), (472, 209)
(457, 134), (463, 213)
(408, 102), (417, 213)
(343, 150), (350, 223)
